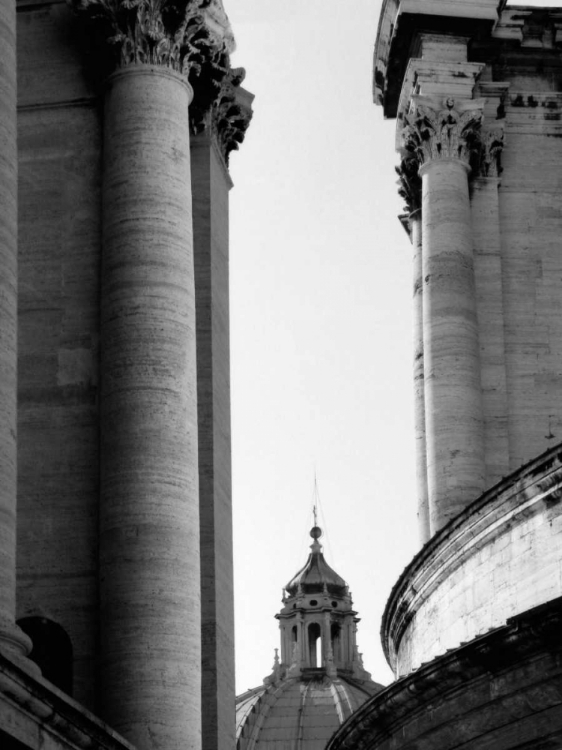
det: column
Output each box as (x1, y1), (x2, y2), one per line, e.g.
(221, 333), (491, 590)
(404, 96), (486, 533)
(190, 68), (253, 750)
(73, 2), (233, 749)
(101, 65), (199, 750)
(0, 0), (34, 670)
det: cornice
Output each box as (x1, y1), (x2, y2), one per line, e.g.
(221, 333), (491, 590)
(329, 595), (562, 750)
(0, 651), (135, 750)
(381, 440), (562, 673)
(373, 2), (501, 118)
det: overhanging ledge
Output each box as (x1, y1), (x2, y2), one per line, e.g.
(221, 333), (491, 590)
(373, 0), (506, 117)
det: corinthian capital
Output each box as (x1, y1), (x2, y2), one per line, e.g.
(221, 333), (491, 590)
(402, 95), (485, 169)
(396, 155), (421, 215)
(73, 0), (234, 78)
(191, 67), (254, 165)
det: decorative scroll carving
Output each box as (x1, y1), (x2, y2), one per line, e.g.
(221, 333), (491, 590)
(73, 0), (233, 83)
(190, 66), (253, 164)
(396, 155), (421, 214)
(402, 96), (485, 169)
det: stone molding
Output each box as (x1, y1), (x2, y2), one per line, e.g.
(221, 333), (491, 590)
(402, 95), (485, 169)
(72, 0), (233, 79)
(0, 651), (136, 750)
(381, 441), (562, 676)
(327, 596), (562, 750)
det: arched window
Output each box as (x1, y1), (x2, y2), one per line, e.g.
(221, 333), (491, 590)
(291, 625), (297, 643)
(308, 622), (321, 667)
(17, 617), (73, 695)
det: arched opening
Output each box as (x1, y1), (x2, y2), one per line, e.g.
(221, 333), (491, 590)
(331, 623), (341, 663)
(17, 616), (73, 695)
(308, 622), (321, 667)
(291, 625), (297, 643)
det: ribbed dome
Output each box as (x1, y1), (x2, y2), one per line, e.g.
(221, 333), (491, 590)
(236, 672), (382, 750)
(285, 528), (348, 596)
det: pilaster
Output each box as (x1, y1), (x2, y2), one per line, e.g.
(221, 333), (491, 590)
(191, 65), (252, 750)
(471, 82), (511, 488)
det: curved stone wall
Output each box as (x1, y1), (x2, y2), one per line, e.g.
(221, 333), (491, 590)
(382, 442), (562, 677)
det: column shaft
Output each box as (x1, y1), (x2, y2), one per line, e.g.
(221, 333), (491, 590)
(100, 65), (200, 750)
(411, 213), (430, 544)
(421, 158), (485, 533)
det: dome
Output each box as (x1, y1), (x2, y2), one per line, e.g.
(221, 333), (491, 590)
(236, 672), (382, 750)
(284, 527), (348, 597)
(236, 521), (384, 750)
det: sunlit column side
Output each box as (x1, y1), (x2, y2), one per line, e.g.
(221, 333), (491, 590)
(72, 2), (232, 748)
(403, 96), (486, 534)
(0, 0), (35, 670)
(397, 159), (429, 545)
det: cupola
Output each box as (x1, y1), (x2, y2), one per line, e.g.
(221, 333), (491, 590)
(274, 525), (370, 680)
(235, 519), (383, 750)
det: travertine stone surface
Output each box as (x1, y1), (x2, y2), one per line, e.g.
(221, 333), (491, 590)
(471, 176), (510, 488)
(191, 133), (235, 750)
(16, 0), (104, 707)
(100, 65), (200, 750)
(0, 0), (33, 667)
(499, 92), (562, 473)
(421, 156), (485, 533)
(382, 446), (562, 677)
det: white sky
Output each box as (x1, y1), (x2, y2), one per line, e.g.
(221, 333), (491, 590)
(226, 0), (562, 695)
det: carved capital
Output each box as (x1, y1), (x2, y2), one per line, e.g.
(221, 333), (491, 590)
(475, 127), (505, 178)
(396, 155), (421, 214)
(191, 66), (254, 165)
(73, 0), (234, 83)
(402, 95), (485, 170)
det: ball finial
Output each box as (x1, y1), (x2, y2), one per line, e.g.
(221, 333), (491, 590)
(310, 525), (323, 540)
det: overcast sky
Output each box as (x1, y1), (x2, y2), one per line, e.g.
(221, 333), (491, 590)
(226, 0), (560, 694)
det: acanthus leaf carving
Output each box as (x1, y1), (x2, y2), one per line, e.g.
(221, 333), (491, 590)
(477, 127), (505, 178)
(396, 154), (421, 215)
(190, 66), (253, 165)
(402, 96), (485, 169)
(72, 0), (233, 80)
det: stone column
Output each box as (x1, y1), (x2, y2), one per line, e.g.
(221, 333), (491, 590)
(397, 158), (430, 545)
(73, 2), (232, 749)
(0, 0), (34, 669)
(403, 96), (486, 533)
(101, 65), (200, 750)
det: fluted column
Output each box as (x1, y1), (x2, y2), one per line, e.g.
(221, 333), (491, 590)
(403, 96), (486, 533)
(0, 0), (34, 669)
(73, 2), (232, 749)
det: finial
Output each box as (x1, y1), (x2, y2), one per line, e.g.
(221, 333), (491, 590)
(310, 525), (322, 540)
